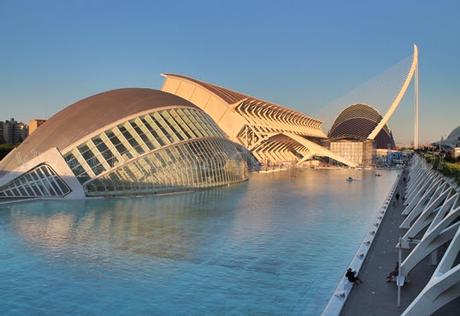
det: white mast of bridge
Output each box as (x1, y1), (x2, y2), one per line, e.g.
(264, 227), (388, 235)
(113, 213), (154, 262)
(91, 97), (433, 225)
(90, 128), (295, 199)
(414, 48), (419, 149)
(367, 44), (419, 148)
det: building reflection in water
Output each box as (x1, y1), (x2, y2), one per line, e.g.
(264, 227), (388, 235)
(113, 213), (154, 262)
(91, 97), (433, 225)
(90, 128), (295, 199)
(8, 187), (243, 264)
(7, 169), (387, 268)
(0, 169), (399, 315)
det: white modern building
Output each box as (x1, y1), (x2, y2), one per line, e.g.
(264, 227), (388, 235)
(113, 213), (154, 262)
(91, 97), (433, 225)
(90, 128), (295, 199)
(161, 73), (357, 167)
(0, 89), (248, 200)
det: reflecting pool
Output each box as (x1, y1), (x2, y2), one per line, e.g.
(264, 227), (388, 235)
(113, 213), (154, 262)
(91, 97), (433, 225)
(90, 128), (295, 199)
(0, 169), (398, 315)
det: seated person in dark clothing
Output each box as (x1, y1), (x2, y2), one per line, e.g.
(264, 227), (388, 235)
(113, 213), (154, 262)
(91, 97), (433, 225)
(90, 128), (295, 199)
(386, 262), (399, 282)
(346, 268), (362, 284)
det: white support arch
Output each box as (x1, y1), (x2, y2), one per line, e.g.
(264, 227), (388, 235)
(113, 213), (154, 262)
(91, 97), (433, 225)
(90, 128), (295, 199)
(403, 171), (439, 216)
(400, 177), (444, 229)
(400, 211), (460, 276)
(402, 225), (460, 316)
(368, 44), (419, 148)
(400, 184), (451, 244)
(398, 155), (460, 315)
(427, 192), (459, 234)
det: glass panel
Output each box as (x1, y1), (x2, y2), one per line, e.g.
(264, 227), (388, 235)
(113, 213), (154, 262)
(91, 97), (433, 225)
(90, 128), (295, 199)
(141, 116), (165, 147)
(187, 110), (209, 137)
(41, 167), (51, 177)
(35, 168), (46, 179)
(25, 186), (35, 196)
(30, 171), (39, 181)
(150, 113), (173, 143)
(159, 111), (184, 141)
(130, 120), (154, 151)
(78, 144), (105, 176)
(93, 136), (119, 167)
(35, 181), (48, 195)
(197, 111), (219, 135)
(119, 125), (144, 154)
(55, 177), (70, 194)
(29, 183), (41, 196)
(174, 109), (198, 138)
(65, 153), (90, 183)
(179, 109), (204, 138)
(46, 183), (57, 196)
(168, 109), (193, 139)
(49, 179), (62, 195)
(105, 130), (133, 160)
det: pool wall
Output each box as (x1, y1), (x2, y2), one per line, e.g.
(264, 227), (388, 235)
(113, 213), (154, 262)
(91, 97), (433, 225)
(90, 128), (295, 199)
(321, 170), (402, 316)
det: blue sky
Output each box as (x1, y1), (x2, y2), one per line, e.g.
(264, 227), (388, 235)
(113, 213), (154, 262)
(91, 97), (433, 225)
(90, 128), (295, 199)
(1, 0), (459, 144)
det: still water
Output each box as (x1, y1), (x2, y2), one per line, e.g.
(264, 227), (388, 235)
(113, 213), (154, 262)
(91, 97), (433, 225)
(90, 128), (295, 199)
(0, 169), (398, 315)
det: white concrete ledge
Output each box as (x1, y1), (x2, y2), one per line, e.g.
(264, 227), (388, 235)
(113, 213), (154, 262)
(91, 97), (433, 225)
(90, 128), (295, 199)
(321, 170), (402, 316)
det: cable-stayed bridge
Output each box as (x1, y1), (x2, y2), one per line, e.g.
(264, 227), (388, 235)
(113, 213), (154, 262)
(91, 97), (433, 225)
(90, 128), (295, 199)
(318, 45), (419, 149)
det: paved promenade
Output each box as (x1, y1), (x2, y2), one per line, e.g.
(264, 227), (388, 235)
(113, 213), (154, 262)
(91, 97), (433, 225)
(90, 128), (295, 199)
(341, 171), (459, 316)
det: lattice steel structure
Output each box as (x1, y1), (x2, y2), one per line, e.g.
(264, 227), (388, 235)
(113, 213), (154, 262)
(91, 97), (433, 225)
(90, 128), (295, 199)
(0, 89), (248, 199)
(161, 74), (356, 167)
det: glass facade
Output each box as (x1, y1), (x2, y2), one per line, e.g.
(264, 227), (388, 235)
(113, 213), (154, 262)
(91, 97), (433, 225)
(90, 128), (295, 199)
(0, 164), (71, 199)
(330, 140), (375, 167)
(85, 138), (247, 196)
(63, 107), (247, 196)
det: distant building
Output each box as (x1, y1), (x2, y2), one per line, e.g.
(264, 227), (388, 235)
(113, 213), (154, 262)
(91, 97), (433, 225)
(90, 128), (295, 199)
(328, 104), (396, 167)
(28, 119), (46, 135)
(436, 126), (460, 159)
(444, 126), (460, 147)
(454, 148), (460, 159)
(1, 118), (28, 145)
(17, 122), (28, 143)
(330, 140), (375, 167)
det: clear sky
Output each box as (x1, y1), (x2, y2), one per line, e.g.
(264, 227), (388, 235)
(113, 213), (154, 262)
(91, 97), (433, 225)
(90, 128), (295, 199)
(1, 0), (459, 145)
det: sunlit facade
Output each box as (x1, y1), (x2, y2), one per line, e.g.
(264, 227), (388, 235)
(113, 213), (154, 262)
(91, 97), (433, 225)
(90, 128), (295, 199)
(329, 140), (375, 167)
(161, 74), (356, 167)
(0, 89), (248, 200)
